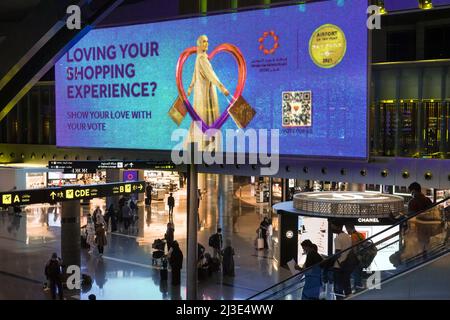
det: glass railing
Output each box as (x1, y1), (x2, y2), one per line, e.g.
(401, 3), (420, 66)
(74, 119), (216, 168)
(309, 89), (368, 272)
(248, 197), (450, 300)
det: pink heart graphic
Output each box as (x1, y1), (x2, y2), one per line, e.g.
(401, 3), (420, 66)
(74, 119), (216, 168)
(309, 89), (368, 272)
(175, 43), (247, 132)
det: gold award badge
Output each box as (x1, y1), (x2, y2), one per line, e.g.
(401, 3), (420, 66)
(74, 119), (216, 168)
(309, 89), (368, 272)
(309, 24), (347, 68)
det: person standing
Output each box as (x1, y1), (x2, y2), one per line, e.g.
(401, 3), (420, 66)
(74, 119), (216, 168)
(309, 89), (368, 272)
(86, 215), (96, 254)
(407, 182), (433, 214)
(145, 183), (153, 206)
(167, 193), (175, 222)
(300, 240), (323, 300)
(93, 206), (105, 227)
(44, 253), (63, 300)
(95, 223), (107, 256)
(259, 217), (270, 249)
(168, 241), (183, 286)
(408, 182), (434, 253)
(222, 239), (235, 277)
(106, 204), (117, 232)
(331, 220), (353, 297)
(209, 228), (223, 260)
(345, 223), (366, 290)
(197, 189), (202, 209)
(121, 201), (132, 232)
(165, 222), (175, 252)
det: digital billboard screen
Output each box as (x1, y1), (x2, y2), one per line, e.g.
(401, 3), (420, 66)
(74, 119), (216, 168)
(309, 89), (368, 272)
(55, 0), (368, 159)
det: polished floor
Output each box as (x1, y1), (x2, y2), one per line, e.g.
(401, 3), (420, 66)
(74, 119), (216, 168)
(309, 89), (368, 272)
(0, 175), (291, 300)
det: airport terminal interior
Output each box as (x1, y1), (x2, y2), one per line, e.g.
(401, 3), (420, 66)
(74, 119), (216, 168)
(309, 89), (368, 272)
(1, 0), (450, 301)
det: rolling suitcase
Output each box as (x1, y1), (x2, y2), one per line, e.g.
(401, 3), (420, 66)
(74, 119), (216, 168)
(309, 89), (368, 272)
(257, 238), (265, 250)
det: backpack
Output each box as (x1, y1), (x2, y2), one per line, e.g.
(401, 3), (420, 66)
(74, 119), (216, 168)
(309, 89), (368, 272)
(355, 240), (378, 269)
(339, 250), (360, 272)
(45, 259), (61, 278)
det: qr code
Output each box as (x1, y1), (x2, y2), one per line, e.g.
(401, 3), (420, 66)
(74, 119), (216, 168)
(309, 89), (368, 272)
(282, 91), (312, 127)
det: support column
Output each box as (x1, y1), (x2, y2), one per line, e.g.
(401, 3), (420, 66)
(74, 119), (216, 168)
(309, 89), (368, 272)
(61, 200), (81, 268)
(187, 144), (198, 300)
(106, 169), (120, 210)
(218, 174), (234, 233)
(282, 178), (289, 201)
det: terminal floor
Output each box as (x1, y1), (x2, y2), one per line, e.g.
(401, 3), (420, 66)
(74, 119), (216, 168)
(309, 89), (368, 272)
(0, 179), (291, 300)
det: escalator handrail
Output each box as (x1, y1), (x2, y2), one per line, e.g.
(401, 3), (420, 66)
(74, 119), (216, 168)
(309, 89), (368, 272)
(247, 196), (450, 300)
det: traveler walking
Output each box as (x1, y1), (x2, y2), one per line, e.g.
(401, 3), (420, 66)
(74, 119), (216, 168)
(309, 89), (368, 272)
(168, 193), (175, 222)
(95, 224), (107, 256)
(222, 239), (235, 277)
(168, 241), (183, 286)
(44, 253), (63, 300)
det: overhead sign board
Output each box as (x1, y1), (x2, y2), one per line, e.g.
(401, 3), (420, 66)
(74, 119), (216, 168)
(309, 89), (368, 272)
(48, 160), (178, 173)
(0, 181), (145, 206)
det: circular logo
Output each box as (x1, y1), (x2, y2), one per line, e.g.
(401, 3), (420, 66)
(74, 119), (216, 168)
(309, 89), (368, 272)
(286, 230), (294, 239)
(309, 24), (346, 68)
(258, 31), (279, 55)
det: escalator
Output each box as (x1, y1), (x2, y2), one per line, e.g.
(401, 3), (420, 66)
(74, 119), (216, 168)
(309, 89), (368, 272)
(248, 198), (450, 300)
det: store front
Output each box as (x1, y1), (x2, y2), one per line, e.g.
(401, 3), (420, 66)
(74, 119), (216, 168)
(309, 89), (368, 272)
(273, 192), (405, 273)
(144, 170), (182, 201)
(47, 171), (106, 187)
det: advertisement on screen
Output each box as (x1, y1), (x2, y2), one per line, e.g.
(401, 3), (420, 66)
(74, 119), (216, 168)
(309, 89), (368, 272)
(55, 0), (368, 158)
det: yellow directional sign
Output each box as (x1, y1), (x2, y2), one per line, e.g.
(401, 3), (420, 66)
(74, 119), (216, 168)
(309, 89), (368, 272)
(2, 194), (12, 205)
(66, 189), (74, 199)
(0, 181), (145, 206)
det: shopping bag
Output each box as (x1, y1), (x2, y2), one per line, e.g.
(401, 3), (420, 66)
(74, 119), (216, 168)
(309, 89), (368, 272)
(168, 96), (187, 126)
(227, 95), (256, 129)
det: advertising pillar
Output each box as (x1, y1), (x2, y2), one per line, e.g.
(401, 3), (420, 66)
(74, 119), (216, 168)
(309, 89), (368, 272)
(61, 200), (81, 267)
(106, 169), (120, 212)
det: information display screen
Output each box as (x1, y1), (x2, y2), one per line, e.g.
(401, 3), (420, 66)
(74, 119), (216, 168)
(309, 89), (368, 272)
(56, 0), (368, 158)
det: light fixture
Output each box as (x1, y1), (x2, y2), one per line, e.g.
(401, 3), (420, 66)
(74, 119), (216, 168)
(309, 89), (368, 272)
(286, 166), (290, 172)
(340, 169), (346, 176)
(303, 167), (309, 174)
(376, 0), (387, 15)
(381, 169), (388, 177)
(402, 171), (410, 179)
(419, 0), (433, 10)
(360, 169), (367, 177)
(321, 168), (327, 174)
(424, 172), (432, 180)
